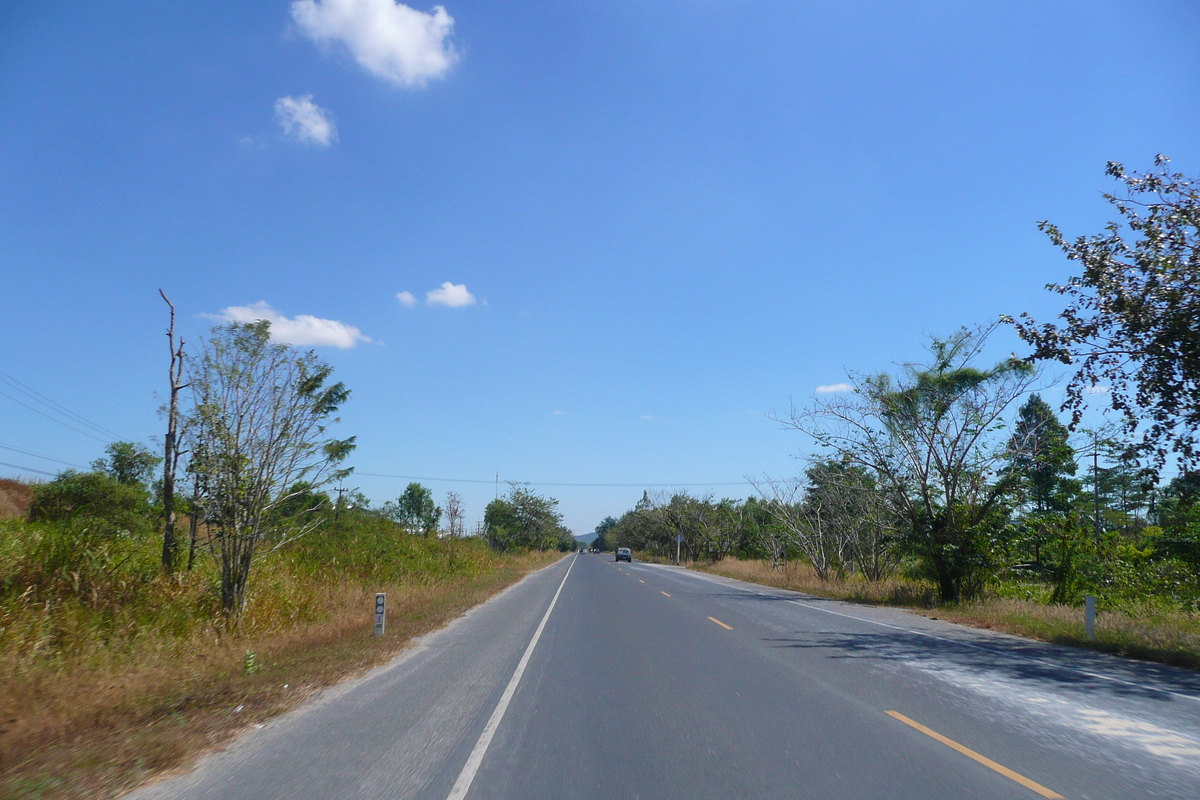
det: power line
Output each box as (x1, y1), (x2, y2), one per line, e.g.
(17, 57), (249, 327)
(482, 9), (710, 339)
(0, 444), (86, 469)
(0, 460), (58, 477)
(0, 368), (124, 441)
(0, 389), (114, 444)
(354, 472), (752, 488)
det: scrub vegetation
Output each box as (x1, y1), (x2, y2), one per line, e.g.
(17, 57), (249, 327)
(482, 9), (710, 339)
(0, 317), (573, 799)
(594, 158), (1200, 669)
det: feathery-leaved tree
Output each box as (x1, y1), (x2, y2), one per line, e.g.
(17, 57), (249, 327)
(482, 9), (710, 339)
(187, 321), (355, 617)
(782, 325), (1038, 601)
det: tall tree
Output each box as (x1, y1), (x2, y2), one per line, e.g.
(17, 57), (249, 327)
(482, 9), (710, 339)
(1005, 156), (1200, 470)
(484, 484), (571, 552)
(91, 441), (161, 488)
(1003, 394), (1079, 515)
(158, 289), (187, 573)
(782, 325), (1038, 601)
(186, 320), (355, 616)
(384, 482), (441, 535)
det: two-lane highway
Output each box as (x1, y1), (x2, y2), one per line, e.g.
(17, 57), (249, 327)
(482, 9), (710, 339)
(128, 553), (1200, 799)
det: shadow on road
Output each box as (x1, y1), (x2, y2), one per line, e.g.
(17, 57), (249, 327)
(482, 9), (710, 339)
(695, 584), (1200, 703)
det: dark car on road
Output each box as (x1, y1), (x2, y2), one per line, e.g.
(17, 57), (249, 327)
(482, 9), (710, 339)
(615, 547), (632, 562)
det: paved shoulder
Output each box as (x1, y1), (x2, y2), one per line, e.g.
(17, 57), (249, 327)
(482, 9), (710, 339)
(125, 556), (574, 800)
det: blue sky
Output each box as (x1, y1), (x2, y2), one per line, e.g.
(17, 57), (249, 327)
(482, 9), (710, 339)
(2, 0), (1197, 533)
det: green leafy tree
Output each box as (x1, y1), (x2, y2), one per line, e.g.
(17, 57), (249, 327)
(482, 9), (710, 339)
(783, 325), (1038, 601)
(484, 484), (572, 552)
(1153, 472), (1200, 588)
(591, 515), (618, 551)
(383, 483), (441, 535)
(29, 470), (151, 524)
(1004, 394), (1079, 515)
(186, 320), (355, 616)
(91, 441), (161, 488)
(1005, 156), (1200, 471)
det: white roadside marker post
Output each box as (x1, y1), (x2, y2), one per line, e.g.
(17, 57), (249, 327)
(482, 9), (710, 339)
(374, 592), (386, 637)
(1084, 594), (1096, 640)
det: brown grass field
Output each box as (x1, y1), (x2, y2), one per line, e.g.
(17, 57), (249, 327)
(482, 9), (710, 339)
(0, 479), (34, 520)
(698, 558), (1200, 671)
(1, 549), (562, 800)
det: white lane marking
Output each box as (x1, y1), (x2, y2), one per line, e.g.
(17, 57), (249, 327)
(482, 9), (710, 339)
(445, 555), (576, 800)
(648, 565), (1200, 705)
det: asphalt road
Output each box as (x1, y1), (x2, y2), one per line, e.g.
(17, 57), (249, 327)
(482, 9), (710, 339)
(127, 553), (1200, 800)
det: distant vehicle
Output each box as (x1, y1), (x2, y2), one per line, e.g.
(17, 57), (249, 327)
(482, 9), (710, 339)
(615, 547), (632, 562)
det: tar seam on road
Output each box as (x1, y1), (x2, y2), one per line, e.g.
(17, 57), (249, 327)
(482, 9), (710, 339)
(708, 617), (733, 630)
(885, 711), (1064, 799)
(445, 555), (576, 800)
(669, 567), (1200, 705)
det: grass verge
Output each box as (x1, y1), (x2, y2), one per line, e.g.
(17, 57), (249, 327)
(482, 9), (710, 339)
(1, 548), (562, 800)
(696, 558), (1200, 671)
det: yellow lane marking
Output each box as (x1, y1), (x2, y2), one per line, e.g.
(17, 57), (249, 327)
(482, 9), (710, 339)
(660, 591), (671, 597)
(885, 711), (1063, 799)
(708, 617), (733, 630)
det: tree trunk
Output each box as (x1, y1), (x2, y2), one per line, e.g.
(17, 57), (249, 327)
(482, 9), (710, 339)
(159, 289), (186, 573)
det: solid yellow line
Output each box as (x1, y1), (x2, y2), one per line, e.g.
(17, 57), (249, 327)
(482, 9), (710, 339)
(660, 591), (671, 597)
(885, 711), (1064, 799)
(708, 616), (733, 630)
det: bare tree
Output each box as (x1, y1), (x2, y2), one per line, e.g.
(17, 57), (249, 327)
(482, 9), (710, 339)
(750, 477), (843, 580)
(158, 289), (188, 573)
(444, 491), (465, 537)
(804, 461), (901, 581)
(187, 320), (355, 616)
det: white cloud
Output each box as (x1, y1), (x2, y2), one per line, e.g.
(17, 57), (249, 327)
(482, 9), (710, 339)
(291, 0), (458, 88)
(207, 301), (371, 348)
(426, 282), (476, 307)
(396, 291), (417, 307)
(639, 414), (662, 420)
(553, 410), (567, 416)
(815, 382), (853, 394)
(274, 95), (337, 146)
(1088, 385), (1112, 395)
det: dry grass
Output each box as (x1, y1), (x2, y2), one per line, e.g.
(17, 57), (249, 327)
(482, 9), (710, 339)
(934, 598), (1200, 670)
(1, 549), (562, 800)
(699, 558), (937, 607)
(0, 479), (34, 521)
(698, 558), (1200, 671)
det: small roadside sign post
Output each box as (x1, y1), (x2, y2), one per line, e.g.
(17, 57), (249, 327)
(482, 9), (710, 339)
(374, 592), (386, 637)
(1085, 594), (1096, 640)
(675, 534), (683, 566)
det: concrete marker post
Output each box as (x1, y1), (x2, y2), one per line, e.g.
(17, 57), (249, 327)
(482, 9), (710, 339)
(374, 592), (386, 637)
(1084, 594), (1096, 640)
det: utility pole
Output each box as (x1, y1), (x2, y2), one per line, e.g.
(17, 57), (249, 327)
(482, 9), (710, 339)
(334, 486), (357, 521)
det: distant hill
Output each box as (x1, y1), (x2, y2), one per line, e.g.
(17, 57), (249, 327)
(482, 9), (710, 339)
(574, 532), (598, 544)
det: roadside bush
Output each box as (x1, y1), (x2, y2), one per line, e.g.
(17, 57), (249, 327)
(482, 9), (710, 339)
(28, 471), (152, 525)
